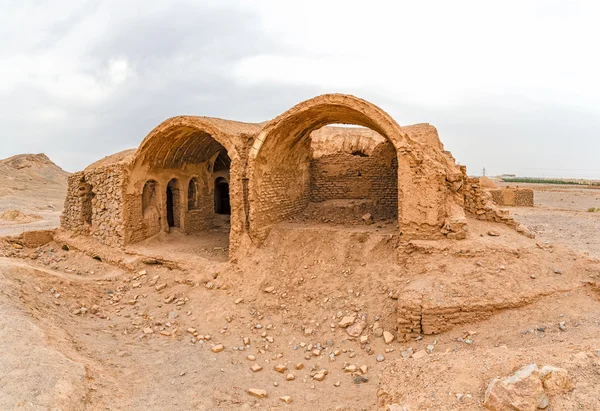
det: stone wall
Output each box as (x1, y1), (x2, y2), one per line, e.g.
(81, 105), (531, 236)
(490, 187), (534, 207)
(309, 142), (398, 220)
(60, 165), (127, 247)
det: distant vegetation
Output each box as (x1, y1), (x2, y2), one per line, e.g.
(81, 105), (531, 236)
(588, 207), (600, 212)
(501, 177), (600, 186)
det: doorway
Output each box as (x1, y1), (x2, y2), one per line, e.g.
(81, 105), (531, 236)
(166, 178), (180, 228)
(214, 177), (230, 215)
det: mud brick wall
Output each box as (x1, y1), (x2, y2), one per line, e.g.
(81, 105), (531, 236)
(125, 162), (218, 244)
(61, 166), (127, 247)
(251, 160), (311, 231)
(462, 177), (518, 227)
(309, 149), (398, 219)
(490, 188), (534, 207)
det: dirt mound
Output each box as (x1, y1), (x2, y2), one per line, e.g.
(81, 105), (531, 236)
(0, 209), (43, 223)
(0, 153), (69, 235)
(479, 176), (500, 189)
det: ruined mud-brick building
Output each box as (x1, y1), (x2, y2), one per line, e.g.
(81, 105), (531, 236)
(61, 94), (519, 253)
(490, 186), (534, 207)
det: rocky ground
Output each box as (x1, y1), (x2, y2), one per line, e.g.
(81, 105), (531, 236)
(0, 159), (599, 410)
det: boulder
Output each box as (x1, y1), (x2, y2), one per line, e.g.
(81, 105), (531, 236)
(484, 364), (547, 411)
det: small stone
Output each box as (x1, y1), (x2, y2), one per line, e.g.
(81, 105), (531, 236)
(143, 327), (154, 334)
(559, 322), (567, 331)
(264, 286), (275, 293)
(540, 366), (574, 395)
(360, 365), (368, 374)
(187, 328), (196, 334)
(426, 344), (435, 353)
(248, 388), (268, 398)
(412, 350), (427, 359)
(383, 331), (395, 344)
(243, 337), (250, 345)
(234, 298), (244, 304)
(361, 213), (373, 224)
(312, 349), (321, 356)
(376, 354), (385, 362)
(266, 336), (274, 343)
(338, 315), (356, 328)
(295, 362), (304, 370)
(346, 321), (364, 337)
(155, 283), (167, 291)
(274, 364), (287, 373)
(247, 355), (256, 361)
(353, 375), (369, 384)
(211, 344), (224, 353)
(344, 364), (357, 372)
(312, 373), (326, 381)
(90, 305), (99, 314)
(279, 395), (292, 404)
(359, 335), (369, 344)
(286, 373), (295, 381)
(160, 330), (171, 336)
(251, 364), (263, 372)
(334, 381), (341, 387)
(487, 230), (500, 236)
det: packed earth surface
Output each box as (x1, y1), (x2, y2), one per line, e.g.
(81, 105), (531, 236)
(1, 154), (599, 411)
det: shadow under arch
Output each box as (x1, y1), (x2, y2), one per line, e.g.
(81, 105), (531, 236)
(125, 115), (261, 251)
(246, 93), (418, 241)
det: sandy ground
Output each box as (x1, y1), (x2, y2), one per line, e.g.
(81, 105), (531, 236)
(506, 184), (600, 258)
(1, 168), (599, 410)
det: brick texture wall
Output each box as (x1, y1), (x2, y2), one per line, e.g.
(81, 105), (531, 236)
(309, 147), (398, 219)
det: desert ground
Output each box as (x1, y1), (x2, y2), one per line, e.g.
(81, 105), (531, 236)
(1, 155), (599, 410)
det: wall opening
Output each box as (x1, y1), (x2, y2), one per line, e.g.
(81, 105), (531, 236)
(142, 180), (158, 215)
(188, 178), (198, 210)
(78, 177), (94, 225)
(214, 177), (231, 215)
(248, 95), (407, 239)
(166, 178), (180, 228)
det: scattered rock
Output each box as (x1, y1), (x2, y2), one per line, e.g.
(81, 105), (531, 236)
(361, 213), (373, 225)
(313, 373), (326, 381)
(383, 330), (395, 344)
(338, 315), (356, 328)
(251, 364), (263, 372)
(211, 344), (224, 353)
(412, 350), (427, 359)
(248, 388), (268, 398)
(346, 321), (364, 337)
(488, 230), (500, 236)
(279, 396), (292, 404)
(143, 327), (154, 334)
(274, 364), (287, 373)
(155, 283), (167, 291)
(353, 375), (369, 384)
(483, 364), (546, 411)
(540, 366), (574, 395)
(235, 298), (244, 304)
(376, 354), (385, 362)
(286, 373), (295, 381)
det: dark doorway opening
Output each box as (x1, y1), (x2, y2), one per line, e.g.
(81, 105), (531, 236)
(167, 187), (175, 227)
(214, 177), (231, 215)
(166, 178), (180, 228)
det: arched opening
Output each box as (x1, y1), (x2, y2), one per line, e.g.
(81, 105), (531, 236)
(142, 180), (158, 215)
(78, 177), (94, 226)
(214, 177), (231, 215)
(188, 178), (198, 210)
(307, 125), (398, 224)
(166, 178), (180, 228)
(248, 94), (411, 239)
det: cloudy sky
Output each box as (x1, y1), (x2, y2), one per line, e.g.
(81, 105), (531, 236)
(1, 0), (599, 178)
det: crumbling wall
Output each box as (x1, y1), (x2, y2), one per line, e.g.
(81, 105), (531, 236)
(462, 177), (524, 230)
(490, 187), (534, 207)
(60, 165), (127, 247)
(309, 141), (398, 220)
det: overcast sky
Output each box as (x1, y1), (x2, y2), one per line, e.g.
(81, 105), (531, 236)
(1, 0), (599, 178)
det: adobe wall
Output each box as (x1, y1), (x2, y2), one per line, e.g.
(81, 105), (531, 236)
(123, 157), (225, 244)
(61, 164), (127, 247)
(309, 140), (398, 220)
(490, 187), (534, 207)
